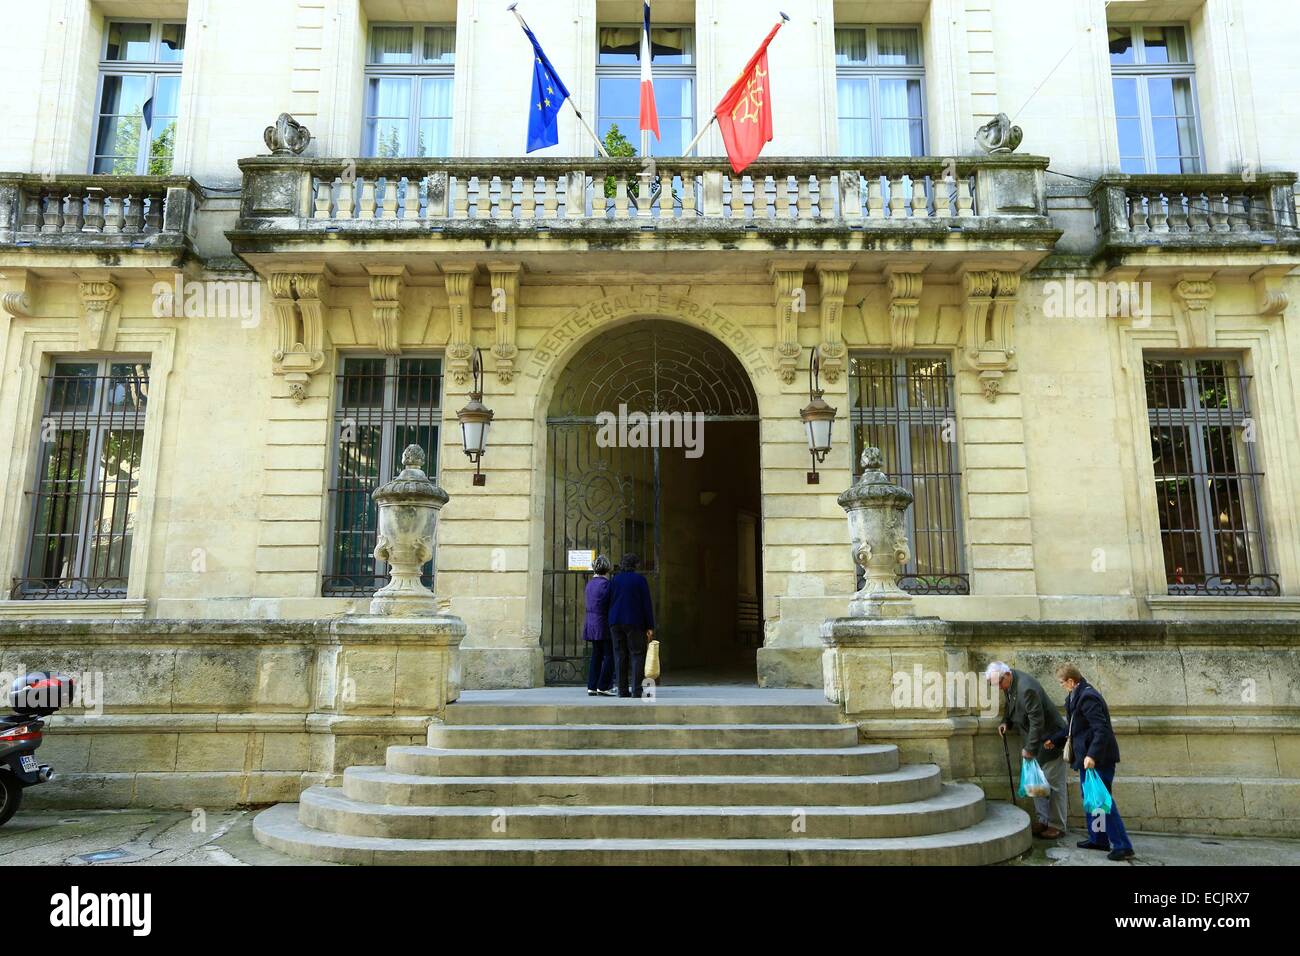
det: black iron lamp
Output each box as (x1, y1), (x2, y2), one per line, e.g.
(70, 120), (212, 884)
(800, 346), (836, 485)
(455, 348), (494, 486)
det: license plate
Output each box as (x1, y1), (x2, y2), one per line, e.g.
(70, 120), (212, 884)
(19, 755), (37, 773)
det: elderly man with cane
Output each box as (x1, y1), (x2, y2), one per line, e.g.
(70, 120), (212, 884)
(986, 661), (1068, 840)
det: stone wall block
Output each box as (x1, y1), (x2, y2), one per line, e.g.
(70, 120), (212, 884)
(172, 648), (260, 712)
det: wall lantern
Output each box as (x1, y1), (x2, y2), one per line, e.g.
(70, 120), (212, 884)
(455, 348), (494, 486)
(800, 346), (836, 485)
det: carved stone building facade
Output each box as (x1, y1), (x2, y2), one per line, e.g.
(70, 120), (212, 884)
(1, 0), (1298, 836)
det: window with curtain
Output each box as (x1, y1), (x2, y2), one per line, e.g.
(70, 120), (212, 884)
(849, 355), (967, 595)
(1109, 24), (1202, 173)
(93, 21), (185, 174)
(364, 24), (455, 158)
(596, 25), (694, 157)
(834, 26), (926, 156)
(1143, 357), (1277, 596)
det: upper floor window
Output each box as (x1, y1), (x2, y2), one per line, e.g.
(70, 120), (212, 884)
(849, 355), (967, 595)
(325, 355), (443, 596)
(364, 24), (455, 157)
(1144, 357), (1277, 596)
(14, 360), (150, 599)
(596, 25), (694, 156)
(835, 26), (926, 156)
(93, 20), (185, 174)
(1109, 24), (1202, 173)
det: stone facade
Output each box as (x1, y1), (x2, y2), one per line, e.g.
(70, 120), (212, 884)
(0, 0), (1298, 833)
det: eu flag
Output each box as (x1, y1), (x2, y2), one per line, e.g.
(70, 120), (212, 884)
(523, 25), (570, 153)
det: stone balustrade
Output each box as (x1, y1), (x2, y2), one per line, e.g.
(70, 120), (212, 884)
(1093, 173), (1300, 249)
(0, 174), (201, 250)
(235, 154), (1054, 239)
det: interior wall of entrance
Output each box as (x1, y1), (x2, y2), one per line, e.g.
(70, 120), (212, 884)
(658, 421), (761, 681)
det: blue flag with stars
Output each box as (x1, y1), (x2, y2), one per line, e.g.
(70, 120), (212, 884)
(522, 24), (570, 152)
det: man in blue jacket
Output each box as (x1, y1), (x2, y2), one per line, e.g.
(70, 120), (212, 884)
(1046, 663), (1135, 861)
(607, 552), (655, 698)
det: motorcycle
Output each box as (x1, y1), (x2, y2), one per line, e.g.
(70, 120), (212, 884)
(0, 673), (75, 826)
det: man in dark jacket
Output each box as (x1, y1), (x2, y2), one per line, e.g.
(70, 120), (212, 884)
(1046, 664), (1135, 861)
(986, 661), (1068, 839)
(607, 552), (655, 698)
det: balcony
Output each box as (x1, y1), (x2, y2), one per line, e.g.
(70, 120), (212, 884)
(1092, 172), (1300, 270)
(0, 174), (201, 265)
(229, 155), (1059, 273)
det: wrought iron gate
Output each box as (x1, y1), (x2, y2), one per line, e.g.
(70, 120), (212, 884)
(543, 427), (659, 684)
(541, 320), (758, 685)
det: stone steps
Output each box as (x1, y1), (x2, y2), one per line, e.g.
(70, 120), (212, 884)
(340, 763), (944, 807)
(252, 689), (1031, 865)
(254, 801), (1030, 865)
(427, 722), (861, 749)
(385, 744), (900, 777)
(297, 781), (988, 839)
(442, 702), (846, 726)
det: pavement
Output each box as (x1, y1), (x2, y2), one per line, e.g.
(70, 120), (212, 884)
(2, 808), (1297, 866)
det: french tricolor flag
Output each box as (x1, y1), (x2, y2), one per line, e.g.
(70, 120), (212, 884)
(639, 1), (660, 140)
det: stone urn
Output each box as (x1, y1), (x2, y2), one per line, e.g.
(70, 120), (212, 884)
(839, 446), (916, 619)
(370, 444), (448, 616)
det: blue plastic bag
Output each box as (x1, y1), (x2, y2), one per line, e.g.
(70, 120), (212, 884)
(1082, 768), (1113, 815)
(1017, 757), (1051, 799)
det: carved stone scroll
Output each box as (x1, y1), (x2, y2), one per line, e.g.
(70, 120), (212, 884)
(488, 262), (521, 384)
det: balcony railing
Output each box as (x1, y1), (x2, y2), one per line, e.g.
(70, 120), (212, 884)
(1093, 173), (1300, 252)
(233, 155), (1054, 243)
(0, 174), (201, 252)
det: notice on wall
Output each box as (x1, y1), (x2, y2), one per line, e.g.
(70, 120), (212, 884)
(567, 549), (595, 571)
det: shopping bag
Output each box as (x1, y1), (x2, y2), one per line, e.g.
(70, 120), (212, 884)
(1082, 768), (1113, 815)
(644, 639), (661, 680)
(1018, 757), (1051, 799)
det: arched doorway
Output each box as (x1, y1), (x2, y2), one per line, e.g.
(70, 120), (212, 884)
(543, 320), (762, 685)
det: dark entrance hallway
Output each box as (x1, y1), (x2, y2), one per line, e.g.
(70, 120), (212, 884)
(656, 420), (761, 683)
(542, 320), (762, 685)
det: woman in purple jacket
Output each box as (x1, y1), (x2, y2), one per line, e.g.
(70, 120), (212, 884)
(583, 554), (615, 696)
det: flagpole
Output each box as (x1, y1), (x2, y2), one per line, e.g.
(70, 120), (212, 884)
(683, 13), (788, 158)
(509, 4), (611, 157)
(681, 115), (717, 157)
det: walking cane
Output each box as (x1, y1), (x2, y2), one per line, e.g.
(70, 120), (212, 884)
(1001, 729), (1017, 804)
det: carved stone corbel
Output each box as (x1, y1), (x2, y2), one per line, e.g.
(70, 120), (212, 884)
(815, 262), (849, 383)
(1, 292), (33, 318)
(444, 265), (477, 386)
(1251, 267), (1291, 317)
(270, 269), (330, 402)
(2, 269), (38, 318)
(1172, 273), (1216, 349)
(1099, 267), (1145, 321)
(885, 267), (924, 354)
(366, 266), (406, 356)
(78, 279), (120, 351)
(962, 270), (1020, 401)
(488, 262), (521, 384)
(770, 262), (807, 385)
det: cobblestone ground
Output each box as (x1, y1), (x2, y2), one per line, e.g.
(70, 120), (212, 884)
(2, 809), (1297, 866)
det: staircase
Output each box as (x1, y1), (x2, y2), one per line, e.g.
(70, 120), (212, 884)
(254, 688), (1031, 865)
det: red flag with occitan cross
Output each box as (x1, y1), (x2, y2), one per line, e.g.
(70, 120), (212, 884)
(713, 19), (785, 174)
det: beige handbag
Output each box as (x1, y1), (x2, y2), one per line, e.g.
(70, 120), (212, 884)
(1063, 710), (1075, 764)
(644, 639), (661, 680)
